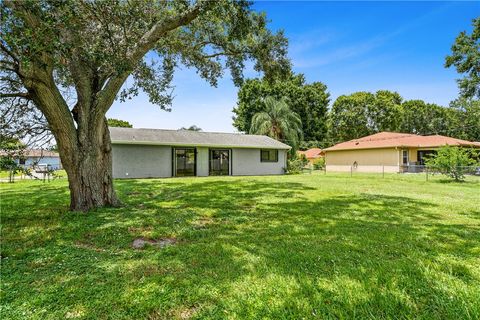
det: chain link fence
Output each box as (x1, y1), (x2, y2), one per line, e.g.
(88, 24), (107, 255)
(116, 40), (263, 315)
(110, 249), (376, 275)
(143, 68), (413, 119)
(307, 164), (480, 181)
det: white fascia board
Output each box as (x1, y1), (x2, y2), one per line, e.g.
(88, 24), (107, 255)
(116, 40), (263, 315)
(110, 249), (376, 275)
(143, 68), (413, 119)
(111, 140), (291, 150)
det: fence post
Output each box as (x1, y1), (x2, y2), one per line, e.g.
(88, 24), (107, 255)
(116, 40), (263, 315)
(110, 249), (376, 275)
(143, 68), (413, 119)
(426, 166), (428, 181)
(382, 165), (385, 178)
(350, 165), (353, 177)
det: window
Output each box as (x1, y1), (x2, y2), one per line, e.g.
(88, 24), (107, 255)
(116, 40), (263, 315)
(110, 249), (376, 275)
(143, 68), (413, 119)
(19, 157), (26, 165)
(174, 148), (196, 176)
(417, 150), (436, 165)
(261, 149), (278, 162)
(402, 150), (409, 165)
(209, 149), (230, 176)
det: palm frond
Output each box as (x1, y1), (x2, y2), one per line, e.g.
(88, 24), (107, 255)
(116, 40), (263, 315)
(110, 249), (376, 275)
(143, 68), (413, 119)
(249, 95), (304, 151)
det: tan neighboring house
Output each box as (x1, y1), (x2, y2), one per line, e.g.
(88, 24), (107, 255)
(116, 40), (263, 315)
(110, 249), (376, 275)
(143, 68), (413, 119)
(324, 132), (480, 173)
(297, 148), (324, 164)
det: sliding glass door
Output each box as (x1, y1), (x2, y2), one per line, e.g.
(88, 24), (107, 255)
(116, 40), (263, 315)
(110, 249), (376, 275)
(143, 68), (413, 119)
(209, 149), (230, 176)
(174, 148), (196, 176)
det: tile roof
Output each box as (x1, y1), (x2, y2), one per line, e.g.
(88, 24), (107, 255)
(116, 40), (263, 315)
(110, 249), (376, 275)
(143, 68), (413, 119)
(109, 127), (291, 150)
(324, 132), (480, 151)
(298, 148), (324, 158)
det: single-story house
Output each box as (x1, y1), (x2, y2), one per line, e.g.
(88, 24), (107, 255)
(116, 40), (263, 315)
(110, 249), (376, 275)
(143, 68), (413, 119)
(324, 132), (480, 173)
(2, 149), (62, 170)
(110, 127), (290, 178)
(297, 148), (324, 164)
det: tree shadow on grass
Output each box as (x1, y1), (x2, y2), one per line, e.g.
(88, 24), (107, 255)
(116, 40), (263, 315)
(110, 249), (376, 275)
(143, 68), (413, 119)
(2, 178), (479, 319)
(184, 192), (479, 319)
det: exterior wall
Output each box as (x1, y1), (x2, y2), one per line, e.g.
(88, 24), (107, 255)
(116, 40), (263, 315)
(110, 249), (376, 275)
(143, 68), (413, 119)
(232, 148), (287, 176)
(408, 149), (417, 163)
(196, 147), (209, 177)
(112, 144), (172, 178)
(325, 148), (400, 173)
(112, 144), (287, 178)
(326, 164), (400, 173)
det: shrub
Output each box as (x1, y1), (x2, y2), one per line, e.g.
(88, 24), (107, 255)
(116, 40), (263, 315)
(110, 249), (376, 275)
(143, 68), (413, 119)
(298, 153), (309, 166)
(285, 158), (305, 174)
(313, 158), (325, 170)
(425, 146), (478, 181)
(0, 137), (26, 183)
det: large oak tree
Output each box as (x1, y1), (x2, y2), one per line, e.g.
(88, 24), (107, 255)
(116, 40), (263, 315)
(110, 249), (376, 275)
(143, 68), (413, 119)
(1, 0), (290, 211)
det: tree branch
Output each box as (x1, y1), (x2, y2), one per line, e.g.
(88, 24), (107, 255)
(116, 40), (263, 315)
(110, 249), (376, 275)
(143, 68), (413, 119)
(0, 43), (20, 63)
(1, 59), (16, 66)
(0, 92), (29, 98)
(129, 2), (206, 63)
(202, 51), (242, 59)
(97, 1), (208, 116)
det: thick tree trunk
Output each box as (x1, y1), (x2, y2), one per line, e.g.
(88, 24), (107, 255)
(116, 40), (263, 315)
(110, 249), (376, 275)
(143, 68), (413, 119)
(59, 121), (120, 212)
(25, 78), (120, 212)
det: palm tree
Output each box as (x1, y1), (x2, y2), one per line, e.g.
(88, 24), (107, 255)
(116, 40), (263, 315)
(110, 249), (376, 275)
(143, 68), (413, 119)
(250, 96), (303, 151)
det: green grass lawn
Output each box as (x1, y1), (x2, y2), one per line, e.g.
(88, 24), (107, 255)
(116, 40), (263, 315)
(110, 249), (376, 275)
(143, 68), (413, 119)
(1, 173), (479, 319)
(0, 170), (11, 179)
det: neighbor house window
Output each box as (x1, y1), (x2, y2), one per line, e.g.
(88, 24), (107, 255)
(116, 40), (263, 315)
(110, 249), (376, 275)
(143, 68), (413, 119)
(402, 150), (408, 165)
(261, 149), (278, 162)
(19, 157), (26, 165)
(417, 150), (436, 165)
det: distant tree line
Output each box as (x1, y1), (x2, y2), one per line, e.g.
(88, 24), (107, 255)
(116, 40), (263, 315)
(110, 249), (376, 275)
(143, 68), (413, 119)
(328, 92), (479, 144)
(107, 118), (133, 128)
(233, 74), (329, 144)
(236, 17), (480, 149)
(179, 125), (202, 131)
(233, 76), (479, 149)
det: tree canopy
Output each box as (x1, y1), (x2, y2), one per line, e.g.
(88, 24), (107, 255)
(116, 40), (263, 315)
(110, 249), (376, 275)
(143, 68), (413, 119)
(446, 17), (480, 99)
(399, 99), (459, 137)
(249, 96), (303, 152)
(1, 0), (291, 211)
(328, 91), (378, 143)
(448, 98), (480, 142)
(0, 135), (26, 182)
(179, 125), (202, 131)
(107, 118), (133, 128)
(327, 90), (475, 144)
(233, 74), (329, 142)
(425, 146), (479, 181)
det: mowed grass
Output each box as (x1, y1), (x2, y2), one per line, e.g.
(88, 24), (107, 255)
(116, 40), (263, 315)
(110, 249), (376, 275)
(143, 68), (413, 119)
(1, 173), (479, 319)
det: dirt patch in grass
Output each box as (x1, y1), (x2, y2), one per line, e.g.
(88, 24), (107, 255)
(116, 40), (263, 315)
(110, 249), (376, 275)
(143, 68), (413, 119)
(132, 237), (177, 249)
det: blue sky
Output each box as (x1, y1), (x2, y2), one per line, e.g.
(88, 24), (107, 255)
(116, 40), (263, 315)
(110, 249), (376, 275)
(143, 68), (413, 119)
(107, 1), (480, 133)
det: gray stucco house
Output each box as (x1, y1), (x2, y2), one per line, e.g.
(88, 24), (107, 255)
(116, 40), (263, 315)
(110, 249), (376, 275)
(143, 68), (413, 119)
(110, 127), (290, 178)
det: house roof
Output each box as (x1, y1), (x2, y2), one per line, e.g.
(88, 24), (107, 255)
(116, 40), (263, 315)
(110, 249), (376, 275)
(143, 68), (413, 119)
(0, 149), (59, 157)
(109, 127), (291, 150)
(298, 148), (324, 158)
(324, 132), (480, 151)
(26, 150), (60, 157)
